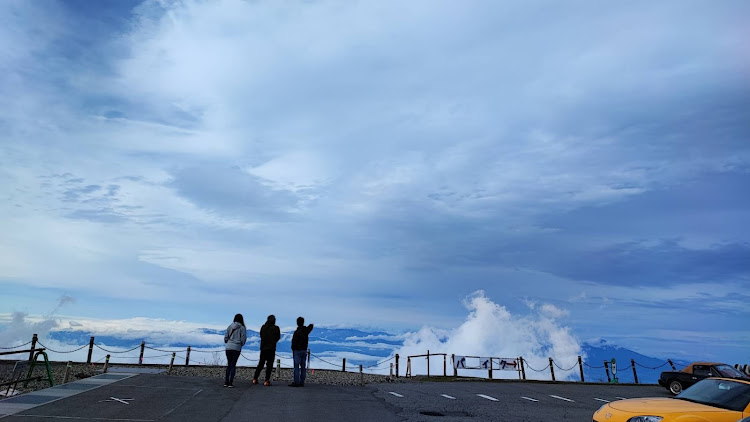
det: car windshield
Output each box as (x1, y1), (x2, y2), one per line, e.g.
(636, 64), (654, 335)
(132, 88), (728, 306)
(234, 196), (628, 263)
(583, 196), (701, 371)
(714, 365), (746, 378)
(675, 379), (750, 412)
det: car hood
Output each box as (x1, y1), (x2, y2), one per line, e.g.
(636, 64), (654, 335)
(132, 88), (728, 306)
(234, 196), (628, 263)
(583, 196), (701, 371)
(609, 398), (726, 414)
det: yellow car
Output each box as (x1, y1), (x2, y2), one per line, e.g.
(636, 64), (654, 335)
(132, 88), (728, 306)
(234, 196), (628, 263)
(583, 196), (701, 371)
(593, 378), (750, 422)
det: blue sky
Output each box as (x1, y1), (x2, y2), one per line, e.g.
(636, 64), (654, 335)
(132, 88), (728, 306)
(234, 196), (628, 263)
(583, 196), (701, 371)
(1, 0), (749, 363)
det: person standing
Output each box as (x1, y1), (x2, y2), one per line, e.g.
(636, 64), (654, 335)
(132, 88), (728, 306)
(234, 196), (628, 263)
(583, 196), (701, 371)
(289, 316), (314, 387)
(253, 314), (280, 386)
(224, 313), (247, 387)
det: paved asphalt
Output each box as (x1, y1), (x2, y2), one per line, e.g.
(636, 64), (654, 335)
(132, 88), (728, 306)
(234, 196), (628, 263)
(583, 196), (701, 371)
(1, 373), (670, 422)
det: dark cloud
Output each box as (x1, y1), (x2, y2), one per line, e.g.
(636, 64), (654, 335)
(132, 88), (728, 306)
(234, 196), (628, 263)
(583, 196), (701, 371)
(170, 165), (302, 219)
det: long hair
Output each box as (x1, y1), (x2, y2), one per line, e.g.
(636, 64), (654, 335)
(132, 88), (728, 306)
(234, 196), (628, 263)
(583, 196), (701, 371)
(233, 313), (245, 327)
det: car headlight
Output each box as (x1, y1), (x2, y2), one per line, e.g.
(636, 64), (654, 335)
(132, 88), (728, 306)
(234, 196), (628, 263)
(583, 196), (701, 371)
(627, 417), (663, 422)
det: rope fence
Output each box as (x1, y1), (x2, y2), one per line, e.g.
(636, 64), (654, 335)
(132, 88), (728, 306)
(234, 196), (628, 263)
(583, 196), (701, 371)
(7, 334), (741, 385)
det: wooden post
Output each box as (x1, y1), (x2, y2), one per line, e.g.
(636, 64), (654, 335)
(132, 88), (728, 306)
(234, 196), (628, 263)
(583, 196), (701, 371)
(103, 355), (110, 373)
(489, 358), (493, 379)
(63, 361), (73, 384)
(29, 334), (38, 362)
(139, 341), (145, 365)
(87, 337), (95, 364)
(520, 356), (526, 380)
(549, 357), (555, 381)
(390, 363), (393, 377)
(342, 358), (346, 372)
(168, 353), (176, 374)
(452, 354), (457, 377)
(578, 356), (585, 382)
(185, 346), (191, 366)
(631, 359), (639, 384)
(604, 361), (611, 382)
(307, 349), (311, 370)
(276, 359), (280, 380)
(359, 365), (363, 386)
(443, 354), (447, 377)
(427, 350), (430, 377)
(667, 359), (676, 371)
(395, 354), (399, 378)
(406, 357), (412, 378)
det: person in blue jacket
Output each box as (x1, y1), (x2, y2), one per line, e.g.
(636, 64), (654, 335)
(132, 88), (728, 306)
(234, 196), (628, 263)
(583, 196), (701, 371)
(224, 313), (247, 387)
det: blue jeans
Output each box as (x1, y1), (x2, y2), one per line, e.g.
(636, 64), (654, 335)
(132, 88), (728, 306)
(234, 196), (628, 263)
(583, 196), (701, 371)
(293, 350), (307, 385)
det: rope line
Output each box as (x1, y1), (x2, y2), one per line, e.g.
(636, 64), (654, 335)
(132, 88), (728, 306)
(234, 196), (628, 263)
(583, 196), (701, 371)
(94, 344), (141, 353)
(524, 361), (550, 372)
(36, 342), (89, 354)
(552, 361), (578, 371)
(635, 361), (670, 370)
(583, 362), (605, 369)
(310, 353), (342, 368)
(364, 355), (395, 368)
(0, 341), (33, 350)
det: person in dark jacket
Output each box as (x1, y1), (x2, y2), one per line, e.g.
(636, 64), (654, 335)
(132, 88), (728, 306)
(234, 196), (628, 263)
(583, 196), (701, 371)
(289, 316), (314, 387)
(253, 314), (280, 386)
(224, 313), (247, 387)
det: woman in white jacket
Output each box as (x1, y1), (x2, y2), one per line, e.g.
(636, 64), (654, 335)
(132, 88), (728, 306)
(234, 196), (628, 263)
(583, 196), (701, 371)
(224, 314), (247, 387)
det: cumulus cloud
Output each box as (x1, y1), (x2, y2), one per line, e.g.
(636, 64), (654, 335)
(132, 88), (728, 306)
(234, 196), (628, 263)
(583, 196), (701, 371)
(395, 291), (582, 379)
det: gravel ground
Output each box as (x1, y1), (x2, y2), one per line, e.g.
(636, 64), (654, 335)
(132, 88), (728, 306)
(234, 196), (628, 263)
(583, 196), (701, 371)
(1, 360), (409, 397)
(0, 361), (100, 397)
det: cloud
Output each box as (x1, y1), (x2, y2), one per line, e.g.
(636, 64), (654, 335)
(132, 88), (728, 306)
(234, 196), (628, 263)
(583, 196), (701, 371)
(0, 0), (748, 365)
(395, 291), (582, 380)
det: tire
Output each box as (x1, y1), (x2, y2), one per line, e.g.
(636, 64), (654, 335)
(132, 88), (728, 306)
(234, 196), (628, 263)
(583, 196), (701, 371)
(669, 380), (683, 395)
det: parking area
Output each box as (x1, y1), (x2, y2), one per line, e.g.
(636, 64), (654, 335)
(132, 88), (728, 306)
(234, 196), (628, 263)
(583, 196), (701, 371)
(1, 371), (669, 422)
(373, 381), (669, 421)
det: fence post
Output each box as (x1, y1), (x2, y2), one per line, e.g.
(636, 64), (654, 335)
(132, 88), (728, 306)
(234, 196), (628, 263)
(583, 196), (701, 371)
(631, 359), (638, 384)
(390, 363), (394, 377)
(276, 359), (280, 380)
(185, 346), (191, 366)
(359, 365), (363, 386)
(443, 354), (447, 377)
(29, 334), (38, 362)
(103, 355), (110, 373)
(520, 356), (526, 380)
(452, 354), (457, 377)
(549, 357), (555, 381)
(87, 337), (95, 364)
(168, 352), (176, 374)
(63, 361), (73, 384)
(489, 358), (493, 379)
(342, 358), (346, 372)
(667, 359), (676, 371)
(604, 361), (611, 382)
(307, 349), (311, 370)
(578, 355), (585, 382)
(395, 354), (399, 378)
(139, 341), (145, 365)
(406, 357), (412, 377)
(427, 350), (430, 377)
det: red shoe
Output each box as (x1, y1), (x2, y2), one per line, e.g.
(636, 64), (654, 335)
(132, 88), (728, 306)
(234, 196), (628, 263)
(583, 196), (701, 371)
(263, 380), (271, 386)
(252, 379), (258, 385)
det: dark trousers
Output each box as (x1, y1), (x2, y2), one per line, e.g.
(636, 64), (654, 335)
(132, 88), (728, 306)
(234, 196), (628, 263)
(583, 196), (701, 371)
(253, 349), (275, 381)
(225, 350), (240, 384)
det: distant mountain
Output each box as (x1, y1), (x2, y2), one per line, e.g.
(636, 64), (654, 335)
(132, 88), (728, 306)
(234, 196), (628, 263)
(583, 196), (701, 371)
(581, 343), (691, 384)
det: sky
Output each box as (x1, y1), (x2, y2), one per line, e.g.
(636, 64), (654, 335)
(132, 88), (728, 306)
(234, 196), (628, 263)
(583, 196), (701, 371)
(1, 0), (749, 364)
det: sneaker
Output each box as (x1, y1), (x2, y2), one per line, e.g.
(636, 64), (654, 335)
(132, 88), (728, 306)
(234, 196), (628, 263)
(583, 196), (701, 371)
(252, 378), (258, 385)
(263, 380), (271, 386)
(227, 384), (234, 388)
(223, 384), (228, 387)
(288, 382), (299, 387)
